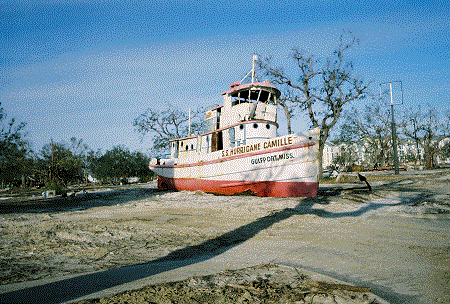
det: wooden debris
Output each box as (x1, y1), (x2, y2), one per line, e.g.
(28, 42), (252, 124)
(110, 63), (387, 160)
(306, 279), (371, 292)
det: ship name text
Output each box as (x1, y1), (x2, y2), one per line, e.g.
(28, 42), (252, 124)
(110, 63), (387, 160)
(221, 136), (293, 158)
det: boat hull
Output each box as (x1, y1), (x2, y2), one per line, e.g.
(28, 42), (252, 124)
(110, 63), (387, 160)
(150, 132), (319, 197)
(157, 176), (318, 197)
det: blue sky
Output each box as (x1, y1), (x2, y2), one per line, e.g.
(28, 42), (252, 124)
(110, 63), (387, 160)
(1, 0), (449, 154)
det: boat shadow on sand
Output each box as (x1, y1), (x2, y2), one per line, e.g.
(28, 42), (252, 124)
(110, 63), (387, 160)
(0, 179), (428, 304)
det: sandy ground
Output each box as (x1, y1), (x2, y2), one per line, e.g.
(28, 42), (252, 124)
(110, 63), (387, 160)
(0, 170), (449, 303)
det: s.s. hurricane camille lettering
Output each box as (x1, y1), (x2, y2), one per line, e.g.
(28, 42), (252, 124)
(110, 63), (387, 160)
(221, 136), (293, 158)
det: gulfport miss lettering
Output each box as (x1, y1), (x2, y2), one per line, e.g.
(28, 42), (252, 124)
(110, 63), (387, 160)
(250, 152), (294, 165)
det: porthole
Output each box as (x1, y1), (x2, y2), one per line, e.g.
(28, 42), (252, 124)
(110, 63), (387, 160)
(266, 124), (271, 129)
(191, 144), (194, 150)
(253, 123), (258, 128)
(239, 124), (244, 130)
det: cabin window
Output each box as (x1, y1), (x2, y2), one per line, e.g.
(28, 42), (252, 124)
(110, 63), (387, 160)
(232, 88), (278, 106)
(197, 136), (202, 153)
(172, 141), (179, 158)
(211, 132), (218, 152)
(229, 128), (236, 148)
(217, 131), (223, 150)
(259, 90), (269, 103)
(232, 96), (243, 106)
(240, 90), (250, 102)
(231, 91), (248, 105)
(211, 131), (223, 152)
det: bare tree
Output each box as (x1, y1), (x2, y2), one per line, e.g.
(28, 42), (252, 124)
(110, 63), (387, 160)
(332, 143), (358, 171)
(68, 137), (89, 158)
(259, 34), (371, 178)
(133, 108), (204, 154)
(340, 104), (392, 168)
(277, 97), (294, 135)
(401, 106), (449, 169)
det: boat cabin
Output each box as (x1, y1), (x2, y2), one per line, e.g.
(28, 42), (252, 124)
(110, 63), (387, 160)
(170, 80), (281, 160)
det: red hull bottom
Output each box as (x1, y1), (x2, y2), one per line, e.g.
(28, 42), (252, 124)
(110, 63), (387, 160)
(157, 176), (318, 197)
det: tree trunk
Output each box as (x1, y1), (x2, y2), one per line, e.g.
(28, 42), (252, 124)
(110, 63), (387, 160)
(317, 128), (331, 180)
(282, 104), (292, 134)
(422, 143), (435, 169)
(425, 155), (433, 169)
(278, 100), (292, 134)
(318, 140), (325, 180)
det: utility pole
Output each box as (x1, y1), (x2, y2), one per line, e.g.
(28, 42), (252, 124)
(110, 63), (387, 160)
(389, 83), (399, 175)
(50, 138), (55, 183)
(381, 81), (403, 175)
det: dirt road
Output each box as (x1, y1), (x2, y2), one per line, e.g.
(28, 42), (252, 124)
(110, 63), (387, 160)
(0, 171), (449, 303)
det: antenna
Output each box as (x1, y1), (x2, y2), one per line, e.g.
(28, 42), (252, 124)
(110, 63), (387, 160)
(380, 81), (403, 106)
(380, 81), (404, 175)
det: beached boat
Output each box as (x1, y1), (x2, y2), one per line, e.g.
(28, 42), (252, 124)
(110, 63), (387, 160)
(149, 57), (319, 197)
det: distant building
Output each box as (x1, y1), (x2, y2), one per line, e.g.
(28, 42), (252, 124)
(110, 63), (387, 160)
(437, 137), (450, 164)
(325, 135), (450, 170)
(322, 142), (337, 168)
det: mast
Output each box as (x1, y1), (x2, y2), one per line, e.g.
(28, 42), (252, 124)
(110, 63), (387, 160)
(240, 55), (259, 84)
(251, 54), (257, 83)
(188, 108), (192, 136)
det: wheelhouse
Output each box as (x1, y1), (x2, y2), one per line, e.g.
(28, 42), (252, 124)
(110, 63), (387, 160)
(170, 80), (281, 159)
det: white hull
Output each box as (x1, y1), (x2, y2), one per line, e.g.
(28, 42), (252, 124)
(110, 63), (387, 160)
(150, 130), (319, 197)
